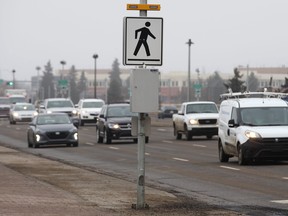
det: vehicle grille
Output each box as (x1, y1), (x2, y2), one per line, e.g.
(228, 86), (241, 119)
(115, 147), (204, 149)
(119, 123), (132, 129)
(198, 119), (217, 125)
(46, 131), (69, 139)
(255, 138), (288, 147)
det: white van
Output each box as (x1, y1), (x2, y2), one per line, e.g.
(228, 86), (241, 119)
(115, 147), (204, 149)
(218, 91), (288, 165)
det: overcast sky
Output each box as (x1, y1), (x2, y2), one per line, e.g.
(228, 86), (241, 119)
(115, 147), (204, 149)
(1, 0), (288, 81)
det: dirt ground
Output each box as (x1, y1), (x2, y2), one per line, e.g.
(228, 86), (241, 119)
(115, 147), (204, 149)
(0, 145), (244, 216)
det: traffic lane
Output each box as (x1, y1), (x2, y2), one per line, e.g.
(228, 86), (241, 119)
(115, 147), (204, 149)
(1, 120), (288, 212)
(79, 125), (287, 209)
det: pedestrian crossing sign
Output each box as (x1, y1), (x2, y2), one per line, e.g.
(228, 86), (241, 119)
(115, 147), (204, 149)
(123, 17), (163, 66)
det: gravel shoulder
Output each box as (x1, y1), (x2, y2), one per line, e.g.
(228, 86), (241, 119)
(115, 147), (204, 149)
(0, 145), (244, 215)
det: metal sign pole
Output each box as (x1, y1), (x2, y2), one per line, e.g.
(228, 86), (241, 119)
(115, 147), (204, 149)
(136, 0), (147, 209)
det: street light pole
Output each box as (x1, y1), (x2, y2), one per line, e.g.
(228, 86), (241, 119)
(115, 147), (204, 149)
(12, 70), (16, 89)
(186, 39), (193, 102)
(36, 66), (41, 100)
(60, 61), (66, 98)
(92, 54), (98, 98)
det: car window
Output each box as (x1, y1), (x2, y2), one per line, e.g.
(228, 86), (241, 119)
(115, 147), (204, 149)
(0, 98), (10, 104)
(82, 101), (104, 108)
(107, 106), (136, 117)
(14, 104), (35, 111)
(186, 104), (218, 114)
(37, 115), (71, 125)
(47, 100), (73, 108)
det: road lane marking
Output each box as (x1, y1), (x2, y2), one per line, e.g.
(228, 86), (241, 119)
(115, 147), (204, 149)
(173, 157), (189, 162)
(193, 144), (206, 148)
(109, 147), (119, 150)
(157, 128), (166, 132)
(271, 200), (288, 204)
(86, 142), (94, 145)
(220, 166), (240, 171)
(145, 152), (150, 156)
(162, 140), (173, 144)
(283, 177), (288, 180)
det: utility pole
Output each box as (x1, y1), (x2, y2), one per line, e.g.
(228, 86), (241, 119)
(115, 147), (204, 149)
(186, 39), (193, 101)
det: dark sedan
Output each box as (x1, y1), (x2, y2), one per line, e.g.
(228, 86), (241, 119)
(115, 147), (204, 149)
(27, 113), (79, 148)
(158, 106), (178, 119)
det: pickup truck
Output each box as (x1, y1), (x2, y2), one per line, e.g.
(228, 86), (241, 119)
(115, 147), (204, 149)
(172, 101), (219, 140)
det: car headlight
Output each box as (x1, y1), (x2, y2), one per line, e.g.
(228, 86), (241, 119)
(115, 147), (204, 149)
(189, 119), (198, 125)
(33, 112), (38, 116)
(13, 112), (19, 117)
(245, 130), (262, 139)
(73, 132), (78, 140)
(81, 110), (87, 114)
(47, 110), (52, 114)
(72, 110), (77, 115)
(108, 123), (120, 129)
(36, 134), (41, 142)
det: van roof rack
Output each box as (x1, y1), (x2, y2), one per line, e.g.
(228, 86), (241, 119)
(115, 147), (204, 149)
(220, 88), (288, 100)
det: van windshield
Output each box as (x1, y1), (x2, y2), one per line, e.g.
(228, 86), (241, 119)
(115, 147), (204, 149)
(240, 107), (288, 126)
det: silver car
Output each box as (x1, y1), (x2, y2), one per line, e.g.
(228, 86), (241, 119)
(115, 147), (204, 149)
(9, 103), (38, 124)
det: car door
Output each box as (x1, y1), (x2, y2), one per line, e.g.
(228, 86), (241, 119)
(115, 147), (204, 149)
(226, 107), (238, 155)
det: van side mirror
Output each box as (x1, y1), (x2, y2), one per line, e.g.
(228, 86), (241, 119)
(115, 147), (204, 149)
(228, 119), (238, 127)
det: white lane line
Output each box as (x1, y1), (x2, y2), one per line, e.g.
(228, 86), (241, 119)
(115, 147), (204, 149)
(157, 128), (166, 132)
(109, 147), (119, 150)
(162, 140), (173, 144)
(16, 127), (21, 130)
(173, 157), (189, 162)
(193, 144), (206, 148)
(271, 200), (288, 204)
(220, 166), (240, 171)
(283, 177), (288, 180)
(145, 152), (150, 156)
(86, 142), (94, 145)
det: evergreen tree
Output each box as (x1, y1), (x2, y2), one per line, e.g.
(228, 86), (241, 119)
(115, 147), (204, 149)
(77, 71), (87, 99)
(41, 61), (55, 99)
(224, 68), (245, 93)
(205, 71), (226, 102)
(107, 59), (123, 103)
(247, 72), (259, 92)
(68, 65), (78, 103)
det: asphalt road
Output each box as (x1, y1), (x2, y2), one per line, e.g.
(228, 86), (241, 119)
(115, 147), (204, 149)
(0, 118), (288, 215)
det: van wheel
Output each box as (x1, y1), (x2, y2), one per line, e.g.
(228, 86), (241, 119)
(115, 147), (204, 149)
(103, 129), (111, 144)
(238, 146), (247, 165)
(174, 125), (182, 140)
(219, 142), (229, 162)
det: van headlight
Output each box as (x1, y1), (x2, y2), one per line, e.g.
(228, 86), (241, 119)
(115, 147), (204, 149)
(108, 123), (120, 129)
(245, 130), (262, 139)
(72, 110), (77, 115)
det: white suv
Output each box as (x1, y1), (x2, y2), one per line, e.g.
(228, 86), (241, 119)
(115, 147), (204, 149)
(218, 91), (288, 165)
(76, 98), (105, 126)
(39, 98), (77, 117)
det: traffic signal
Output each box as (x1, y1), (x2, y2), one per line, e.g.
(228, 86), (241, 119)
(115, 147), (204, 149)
(6, 81), (13, 86)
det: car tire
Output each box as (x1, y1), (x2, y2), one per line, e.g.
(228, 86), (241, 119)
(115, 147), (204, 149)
(184, 125), (192, 141)
(96, 127), (103, 143)
(173, 125), (182, 140)
(73, 142), (78, 147)
(103, 129), (111, 144)
(218, 141), (229, 162)
(27, 135), (33, 148)
(145, 136), (149, 143)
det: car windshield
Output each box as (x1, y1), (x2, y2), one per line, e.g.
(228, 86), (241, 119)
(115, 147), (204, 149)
(107, 106), (137, 117)
(9, 97), (26, 104)
(240, 107), (288, 126)
(47, 100), (73, 108)
(186, 104), (218, 114)
(37, 115), (71, 125)
(82, 101), (104, 108)
(0, 98), (10, 104)
(14, 104), (35, 111)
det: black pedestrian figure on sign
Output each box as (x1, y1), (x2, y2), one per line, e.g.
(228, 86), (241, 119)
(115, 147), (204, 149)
(133, 22), (156, 56)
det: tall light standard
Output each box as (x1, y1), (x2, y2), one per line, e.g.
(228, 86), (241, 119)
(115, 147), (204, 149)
(36, 66), (41, 100)
(92, 54), (98, 98)
(12, 69), (16, 89)
(60, 61), (66, 98)
(60, 60), (66, 78)
(186, 39), (194, 101)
